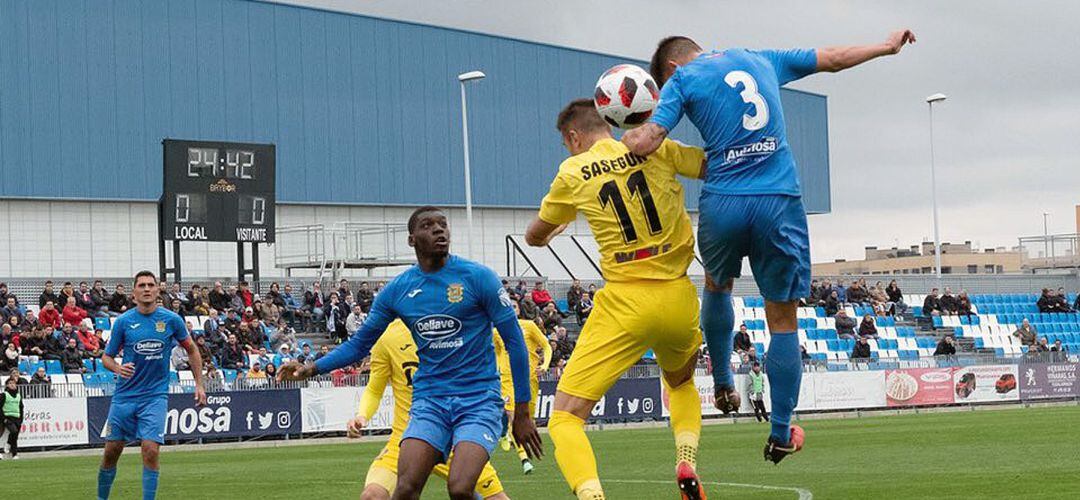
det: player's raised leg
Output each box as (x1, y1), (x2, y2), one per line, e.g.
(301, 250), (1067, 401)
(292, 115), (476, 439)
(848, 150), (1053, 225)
(750, 195), (811, 464)
(701, 274), (740, 413)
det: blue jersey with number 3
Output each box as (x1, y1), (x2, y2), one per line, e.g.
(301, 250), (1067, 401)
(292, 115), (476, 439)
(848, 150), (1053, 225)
(650, 48), (817, 197)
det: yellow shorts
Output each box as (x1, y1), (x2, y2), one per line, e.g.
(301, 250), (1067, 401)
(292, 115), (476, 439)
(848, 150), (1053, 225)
(557, 277), (702, 401)
(501, 373), (540, 416)
(366, 440), (504, 498)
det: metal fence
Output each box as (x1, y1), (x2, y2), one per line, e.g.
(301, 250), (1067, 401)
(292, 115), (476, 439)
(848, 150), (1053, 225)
(18, 352), (1076, 400)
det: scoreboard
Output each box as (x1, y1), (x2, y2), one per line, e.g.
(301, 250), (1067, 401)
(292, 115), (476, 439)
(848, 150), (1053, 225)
(160, 139), (276, 243)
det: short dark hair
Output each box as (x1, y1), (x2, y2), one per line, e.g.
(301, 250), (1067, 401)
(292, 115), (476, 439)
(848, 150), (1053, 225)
(556, 98), (609, 135)
(650, 36), (701, 86)
(408, 206), (444, 234)
(133, 270), (158, 286)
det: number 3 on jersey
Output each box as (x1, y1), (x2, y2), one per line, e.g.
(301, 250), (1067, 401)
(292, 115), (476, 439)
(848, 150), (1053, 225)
(598, 170), (663, 244)
(725, 70), (769, 131)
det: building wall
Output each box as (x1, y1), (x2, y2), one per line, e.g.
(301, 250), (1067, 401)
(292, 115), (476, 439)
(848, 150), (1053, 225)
(0, 199), (603, 279)
(812, 252), (1024, 276)
(0, 0), (830, 212)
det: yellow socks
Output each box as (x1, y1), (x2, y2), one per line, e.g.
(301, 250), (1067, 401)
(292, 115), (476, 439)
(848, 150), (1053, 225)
(549, 410), (604, 499)
(664, 377), (702, 469)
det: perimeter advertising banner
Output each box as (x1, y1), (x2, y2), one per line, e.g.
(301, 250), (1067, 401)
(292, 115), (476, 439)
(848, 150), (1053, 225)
(87, 390), (302, 444)
(885, 368), (955, 407)
(19, 397), (88, 447)
(534, 377), (662, 425)
(1019, 363), (1079, 400)
(812, 371), (887, 410)
(952, 364), (1020, 403)
(300, 386), (395, 433)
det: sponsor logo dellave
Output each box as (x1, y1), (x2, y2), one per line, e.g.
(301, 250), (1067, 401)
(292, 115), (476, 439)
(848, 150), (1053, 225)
(722, 137), (777, 164)
(414, 314), (463, 340)
(133, 339), (165, 356)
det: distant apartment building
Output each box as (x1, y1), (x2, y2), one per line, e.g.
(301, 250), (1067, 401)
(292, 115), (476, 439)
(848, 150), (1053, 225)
(812, 241), (1024, 275)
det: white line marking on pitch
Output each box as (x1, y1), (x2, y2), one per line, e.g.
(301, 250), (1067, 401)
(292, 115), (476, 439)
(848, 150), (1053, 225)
(501, 478), (812, 499)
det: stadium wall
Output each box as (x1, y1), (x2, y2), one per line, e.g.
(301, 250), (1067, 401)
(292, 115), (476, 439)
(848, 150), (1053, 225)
(0, 0), (830, 276)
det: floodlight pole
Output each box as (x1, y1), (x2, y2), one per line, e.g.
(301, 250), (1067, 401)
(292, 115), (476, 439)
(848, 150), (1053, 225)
(458, 71), (486, 261)
(926, 93), (947, 282)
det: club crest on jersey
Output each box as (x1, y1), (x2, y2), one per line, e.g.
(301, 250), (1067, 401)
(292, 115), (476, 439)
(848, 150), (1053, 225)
(447, 283), (464, 303)
(155, 321), (166, 333)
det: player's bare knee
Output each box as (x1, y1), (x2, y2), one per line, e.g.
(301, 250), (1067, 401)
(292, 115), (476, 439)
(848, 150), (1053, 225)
(391, 480), (421, 500)
(360, 485), (390, 500)
(764, 300), (799, 331)
(484, 493), (510, 500)
(446, 479), (477, 500)
(553, 390), (597, 420)
(704, 275), (733, 293)
(101, 442), (123, 468)
(140, 441), (160, 469)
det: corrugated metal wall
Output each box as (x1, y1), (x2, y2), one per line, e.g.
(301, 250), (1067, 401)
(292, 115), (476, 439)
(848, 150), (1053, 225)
(0, 0), (829, 212)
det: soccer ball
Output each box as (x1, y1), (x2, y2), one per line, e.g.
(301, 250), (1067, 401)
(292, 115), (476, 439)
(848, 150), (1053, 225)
(593, 64), (660, 129)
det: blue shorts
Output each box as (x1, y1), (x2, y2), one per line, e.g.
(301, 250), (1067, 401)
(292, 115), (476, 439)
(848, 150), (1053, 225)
(104, 397), (168, 444)
(698, 193), (810, 302)
(401, 389), (504, 460)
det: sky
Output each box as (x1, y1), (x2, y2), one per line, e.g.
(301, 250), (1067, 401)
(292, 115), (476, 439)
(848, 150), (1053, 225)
(276, 0), (1080, 263)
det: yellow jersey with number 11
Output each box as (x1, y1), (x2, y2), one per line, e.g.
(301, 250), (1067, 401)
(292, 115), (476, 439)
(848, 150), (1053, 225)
(538, 138), (704, 282)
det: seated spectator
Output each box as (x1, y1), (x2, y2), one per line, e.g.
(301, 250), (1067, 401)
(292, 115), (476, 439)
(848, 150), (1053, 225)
(20, 329), (46, 361)
(257, 296), (281, 324)
(242, 306), (257, 325)
(168, 298), (185, 315)
(551, 326), (575, 365)
(30, 366), (51, 386)
(275, 343), (296, 366)
(846, 281), (867, 305)
(166, 283), (190, 315)
(356, 282), (374, 313)
(1031, 336), (1050, 353)
(0, 324), (16, 350)
(513, 281), (528, 301)
(38, 280), (60, 309)
(270, 319), (298, 352)
(228, 285), (244, 312)
(885, 280), (907, 315)
(190, 285), (209, 316)
(77, 324), (102, 357)
(1, 297), (21, 324)
(42, 328), (64, 360)
(1073, 291), (1080, 313)
(575, 292), (594, 325)
(38, 300), (62, 328)
(566, 279), (584, 315)
(237, 281), (254, 309)
(314, 345), (330, 362)
(733, 324), (752, 353)
(939, 287), (959, 315)
(503, 280), (520, 303)
(325, 293), (349, 343)
(6, 315), (23, 336)
(1035, 288), (1070, 313)
(808, 279), (821, 305)
(88, 280), (111, 317)
(933, 335), (957, 357)
(520, 295), (540, 321)
(1036, 288), (1051, 313)
(61, 298), (88, 328)
(1012, 319), (1037, 346)
(171, 344), (190, 371)
(346, 304), (365, 337)
(297, 344), (315, 364)
(531, 282), (553, 309)
(922, 288), (942, 317)
(75, 281), (97, 317)
(60, 338), (86, 374)
(1051, 339), (1067, 352)
(195, 336), (213, 368)
(1050, 288), (1072, 313)
(835, 279), (848, 303)
(0, 342), (18, 373)
(208, 281), (230, 313)
(203, 309), (222, 336)
(869, 281), (889, 312)
(858, 315), (879, 338)
(851, 336), (872, 360)
(741, 345), (759, 367)
(956, 291), (973, 317)
(0, 283), (14, 307)
(281, 284), (301, 324)
(541, 302), (563, 334)
(824, 290), (840, 317)
(219, 334), (247, 370)
(108, 284), (132, 315)
(835, 310), (857, 339)
(246, 362), (267, 379)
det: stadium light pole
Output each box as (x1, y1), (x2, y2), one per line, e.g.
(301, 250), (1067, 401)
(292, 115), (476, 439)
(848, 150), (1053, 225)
(926, 93), (947, 281)
(1043, 211), (1050, 263)
(458, 70), (486, 261)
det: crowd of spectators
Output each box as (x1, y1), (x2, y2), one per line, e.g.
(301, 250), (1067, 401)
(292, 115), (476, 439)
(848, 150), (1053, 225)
(1036, 288), (1076, 313)
(921, 287), (974, 318)
(807, 278), (908, 317)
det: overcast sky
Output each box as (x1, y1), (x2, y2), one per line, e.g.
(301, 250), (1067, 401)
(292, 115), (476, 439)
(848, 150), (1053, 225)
(281, 0), (1080, 263)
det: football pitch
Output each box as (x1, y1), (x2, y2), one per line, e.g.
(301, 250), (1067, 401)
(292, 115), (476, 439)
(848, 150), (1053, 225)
(9, 405), (1079, 499)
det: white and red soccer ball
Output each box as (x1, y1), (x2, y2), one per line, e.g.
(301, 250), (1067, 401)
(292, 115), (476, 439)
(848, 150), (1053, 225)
(593, 64), (660, 129)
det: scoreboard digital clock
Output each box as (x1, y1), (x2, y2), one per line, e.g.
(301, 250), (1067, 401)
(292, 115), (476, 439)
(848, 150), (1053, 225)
(161, 139), (276, 243)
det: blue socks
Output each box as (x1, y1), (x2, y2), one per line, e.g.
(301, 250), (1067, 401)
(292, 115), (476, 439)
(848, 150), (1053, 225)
(701, 289), (735, 387)
(97, 467), (117, 500)
(765, 332), (802, 443)
(142, 467), (159, 500)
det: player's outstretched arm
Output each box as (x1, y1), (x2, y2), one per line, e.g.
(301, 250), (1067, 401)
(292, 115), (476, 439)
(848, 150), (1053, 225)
(816, 29), (916, 73)
(524, 219), (568, 247)
(622, 122), (668, 156)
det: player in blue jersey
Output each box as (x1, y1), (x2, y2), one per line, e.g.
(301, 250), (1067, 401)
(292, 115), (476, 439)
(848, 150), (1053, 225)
(623, 29), (915, 463)
(97, 271), (207, 500)
(278, 206), (542, 500)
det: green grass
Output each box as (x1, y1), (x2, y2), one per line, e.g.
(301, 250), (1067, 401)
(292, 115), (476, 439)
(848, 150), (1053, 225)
(8, 405), (1079, 499)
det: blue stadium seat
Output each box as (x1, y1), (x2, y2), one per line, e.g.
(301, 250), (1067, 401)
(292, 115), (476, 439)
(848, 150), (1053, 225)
(974, 338), (985, 348)
(83, 359), (95, 372)
(222, 369), (238, 384)
(826, 340), (840, 351)
(45, 360), (63, 375)
(94, 317), (111, 330)
(811, 353), (827, 361)
(814, 307), (826, 317)
(932, 316), (943, 327)
(555, 299), (569, 312)
(827, 363), (849, 372)
(18, 359), (31, 373)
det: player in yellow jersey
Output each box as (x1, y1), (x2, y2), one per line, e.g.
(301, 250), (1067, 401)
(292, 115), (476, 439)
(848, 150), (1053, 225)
(345, 320), (508, 500)
(492, 301), (553, 474)
(525, 99), (708, 500)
